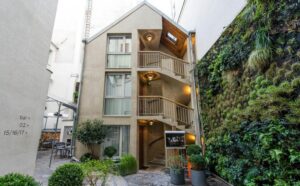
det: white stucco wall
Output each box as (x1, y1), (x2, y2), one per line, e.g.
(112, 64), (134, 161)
(45, 0), (86, 130)
(178, 0), (247, 59)
(0, 0), (57, 175)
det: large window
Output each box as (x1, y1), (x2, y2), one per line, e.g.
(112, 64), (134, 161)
(102, 125), (130, 157)
(107, 35), (131, 68)
(104, 73), (131, 116)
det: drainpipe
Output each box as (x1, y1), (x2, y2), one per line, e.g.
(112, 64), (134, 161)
(188, 31), (205, 154)
(72, 39), (87, 158)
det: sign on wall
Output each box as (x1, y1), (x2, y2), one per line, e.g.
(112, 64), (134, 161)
(165, 131), (185, 149)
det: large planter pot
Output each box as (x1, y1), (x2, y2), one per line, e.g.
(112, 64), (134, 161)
(191, 170), (207, 186)
(170, 168), (185, 185)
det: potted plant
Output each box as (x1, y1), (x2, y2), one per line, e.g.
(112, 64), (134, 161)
(187, 144), (207, 186)
(190, 154), (207, 186)
(167, 154), (186, 185)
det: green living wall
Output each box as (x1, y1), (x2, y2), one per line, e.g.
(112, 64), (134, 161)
(197, 0), (300, 185)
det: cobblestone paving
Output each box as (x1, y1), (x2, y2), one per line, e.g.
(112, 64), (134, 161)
(125, 166), (229, 186)
(125, 170), (192, 186)
(34, 151), (227, 186)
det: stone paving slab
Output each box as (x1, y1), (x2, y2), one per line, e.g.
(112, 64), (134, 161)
(125, 170), (192, 186)
(34, 150), (227, 186)
(34, 149), (70, 185)
(125, 170), (229, 186)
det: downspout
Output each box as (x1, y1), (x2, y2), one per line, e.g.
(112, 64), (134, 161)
(73, 0), (90, 158)
(188, 31), (205, 154)
(73, 39), (87, 158)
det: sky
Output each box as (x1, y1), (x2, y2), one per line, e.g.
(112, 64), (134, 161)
(90, 0), (184, 35)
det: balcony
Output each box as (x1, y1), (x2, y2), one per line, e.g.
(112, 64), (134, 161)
(138, 96), (193, 127)
(138, 51), (190, 80)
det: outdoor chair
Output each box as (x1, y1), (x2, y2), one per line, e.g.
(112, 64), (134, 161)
(54, 142), (66, 158)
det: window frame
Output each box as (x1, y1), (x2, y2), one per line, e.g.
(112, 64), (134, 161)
(166, 32), (177, 44)
(103, 73), (132, 116)
(101, 125), (130, 157)
(106, 34), (132, 69)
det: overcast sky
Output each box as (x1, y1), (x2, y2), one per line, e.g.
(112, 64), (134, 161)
(52, 0), (184, 45)
(90, 0), (184, 35)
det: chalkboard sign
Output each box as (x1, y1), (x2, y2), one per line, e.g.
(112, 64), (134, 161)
(165, 131), (185, 149)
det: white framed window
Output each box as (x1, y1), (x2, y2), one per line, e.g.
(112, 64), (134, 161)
(104, 73), (131, 116)
(107, 35), (131, 68)
(102, 125), (130, 157)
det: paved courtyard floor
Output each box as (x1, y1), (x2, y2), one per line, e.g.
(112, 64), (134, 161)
(34, 149), (70, 185)
(125, 165), (228, 186)
(34, 150), (228, 186)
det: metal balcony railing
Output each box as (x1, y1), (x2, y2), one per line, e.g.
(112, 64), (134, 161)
(138, 96), (193, 126)
(138, 51), (190, 78)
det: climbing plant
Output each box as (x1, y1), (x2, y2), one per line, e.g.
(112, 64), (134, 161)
(197, 0), (300, 185)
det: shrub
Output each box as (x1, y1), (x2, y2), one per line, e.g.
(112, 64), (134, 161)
(48, 163), (84, 186)
(104, 146), (117, 158)
(75, 119), (110, 157)
(167, 155), (186, 171)
(189, 154), (206, 170)
(0, 173), (39, 186)
(81, 160), (116, 186)
(118, 154), (137, 176)
(80, 153), (94, 162)
(186, 144), (201, 156)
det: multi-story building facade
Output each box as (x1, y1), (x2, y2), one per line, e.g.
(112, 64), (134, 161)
(0, 0), (57, 175)
(76, 2), (198, 168)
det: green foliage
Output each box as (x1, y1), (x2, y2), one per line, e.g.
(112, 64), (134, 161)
(186, 144), (201, 156)
(48, 163), (84, 186)
(73, 91), (79, 103)
(248, 29), (272, 72)
(206, 120), (300, 185)
(80, 153), (94, 162)
(189, 154), (206, 171)
(197, 0), (300, 185)
(80, 160), (116, 186)
(75, 119), (110, 156)
(292, 63), (300, 74)
(167, 155), (186, 174)
(118, 154), (137, 176)
(104, 146), (117, 158)
(240, 79), (300, 123)
(0, 173), (39, 186)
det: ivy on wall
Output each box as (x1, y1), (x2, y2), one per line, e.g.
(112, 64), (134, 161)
(197, 0), (300, 185)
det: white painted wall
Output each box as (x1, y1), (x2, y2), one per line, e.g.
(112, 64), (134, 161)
(178, 0), (247, 59)
(0, 0), (57, 175)
(44, 0), (86, 133)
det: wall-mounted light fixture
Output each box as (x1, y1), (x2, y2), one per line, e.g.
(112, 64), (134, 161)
(183, 85), (191, 95)
(144, 32), (154, 42)
(149, 121), (154, 126)
(143, 71), (159, 83)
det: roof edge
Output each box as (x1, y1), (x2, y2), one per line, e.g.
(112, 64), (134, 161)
(86, 1), (189, 43)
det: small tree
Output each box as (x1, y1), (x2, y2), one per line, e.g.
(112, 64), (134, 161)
(81, 160), (116, 186)
(75, 119), (109, 157)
